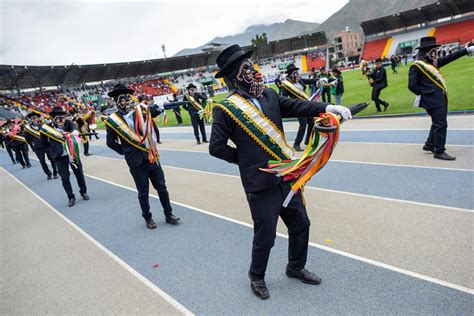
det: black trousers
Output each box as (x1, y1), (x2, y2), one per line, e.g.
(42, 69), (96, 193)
(246, 181), (310, 278)
(294, 118), (314, 146)
(425, 105), (448, 154)
(190, 114), (207, 142)
(5, 143), (15, 163)
(173, 107), (183, 124)
(372, 87), (388, 111)
(35, 147), (58, 176)
(55, 155), (87, 199)
(129, 160), (172, 221)
(83, 142), (89, 155)
(13, 143), (30, 166)
(321, 89), (331, 103)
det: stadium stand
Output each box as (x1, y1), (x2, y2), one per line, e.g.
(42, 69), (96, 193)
(359, 0), (474, 61)
(433, 18), (474, 44)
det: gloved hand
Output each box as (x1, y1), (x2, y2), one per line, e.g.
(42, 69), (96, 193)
(325, 104), (352, 121)
(198, 109), (204, 116)
(467, 45), (474, 53)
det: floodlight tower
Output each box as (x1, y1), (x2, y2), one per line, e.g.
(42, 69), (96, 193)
(161, 44), (166, 59)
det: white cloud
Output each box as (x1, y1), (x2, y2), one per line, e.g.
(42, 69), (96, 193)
(0, 0), (349, 65)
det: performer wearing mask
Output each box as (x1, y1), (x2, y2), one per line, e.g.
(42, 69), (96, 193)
(105, 84), (180, 229)
(369, 58), (389, 112)
(408, 37), (473, 160)
(5, 119), (31, 168)
(210, 45), (351, 300)
(40, 106), (89, 207)
(182, 83), (208, 144)
(72, 106), (93, 156)
(1, 122), (17, 164)
(280, 63), (319, 151)
(24, 112), (58, 180)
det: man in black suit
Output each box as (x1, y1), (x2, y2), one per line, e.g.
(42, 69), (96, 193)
(40, 106), (89, 207)
(181, 83), (208, 144)
(4, 119), (31, 168)
(280, 64), (319, 151)
(105, 84), (179, 229)
(408, 36), (473, 160)
(369, 58), (389, 112)
(24, 112), (58, 180)
(209, 45), (351, 300)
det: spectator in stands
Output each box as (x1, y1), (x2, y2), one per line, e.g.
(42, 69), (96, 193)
(390, 55), (398, 74)
(319, 67), (331, 103)
(408, 37), (473, 161)
(369, 58), (389, 112)
(330, 67), (344, 105)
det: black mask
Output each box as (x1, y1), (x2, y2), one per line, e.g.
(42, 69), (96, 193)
(232, 61), (265, 98)
(423, 48), (438, 66)
(115, 94), (133, 114)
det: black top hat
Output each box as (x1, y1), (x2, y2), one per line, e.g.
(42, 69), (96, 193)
(5, 119), (14, 125)
(186, 83), (197, 90)
(49, 106), (67, 117)
(215, 44), (254, 78)
(375, 58), (383, 63)
(416, 36), (440, 50)
(320, 66), (326, 71)
(286, 64), (300, 75)
(107, 83), (135, 98)
(26, 112), (41, 119)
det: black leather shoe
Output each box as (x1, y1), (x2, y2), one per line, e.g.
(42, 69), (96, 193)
(203, 140), (209, 143)
(165, 214), (180, 225)
(22, 165), (26, 169)
(81, 193), (90, 200)
(248, 272), (270, 300)
(286, 267), (321, 285)
(434, 152), (456, 161)
(68, 197), (76, 207)
(376, 109), (382, 113)
(383, 103), (389, 112)
(27, 164), (32, 168)
(47, 175), (52, 180)
(422, 144), (434, 153)
(293, 144), (303, 152)
(146, 219), (157, 229)
(53, 174), (59, 179)
(84, 153), (92, 156)
(197, 140), (201, 145)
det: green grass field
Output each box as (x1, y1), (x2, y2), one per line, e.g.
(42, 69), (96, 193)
(96, 57), (473, 128)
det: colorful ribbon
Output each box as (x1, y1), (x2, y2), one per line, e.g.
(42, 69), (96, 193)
(64, 132), (82, 167)
(133, 104), (159, 163)
(261, 112), (340, 207)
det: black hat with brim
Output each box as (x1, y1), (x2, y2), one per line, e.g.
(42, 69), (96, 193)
(375, 58), (383, 63)
(49, 106), (67, 117)
(26, 112), (41, 119)
(286, 63), (300, 75)
(186, 83), (197, 90)
(415, 36), (440, 50)
(215, 44), (254, 78)
(107, 83), (136, 98)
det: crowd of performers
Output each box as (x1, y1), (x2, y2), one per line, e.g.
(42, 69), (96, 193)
(1, 36), (472, 300)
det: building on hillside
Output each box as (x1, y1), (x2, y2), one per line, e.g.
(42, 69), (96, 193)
(333, 27), (362, 59)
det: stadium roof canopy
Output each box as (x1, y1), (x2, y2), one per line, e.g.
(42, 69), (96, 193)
(360, 0), (474, 36)
(0, 32), (326, 91)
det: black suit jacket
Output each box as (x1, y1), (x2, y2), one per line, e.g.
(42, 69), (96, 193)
(281, 78), (317, 99)
(40, 120), (74, 160)
(182, 93), (208, 116)
(209, 88), (328, 193)
(106, 105), (162, 169)
(408, 48), (467, 110)
(369, 67), (388, 90)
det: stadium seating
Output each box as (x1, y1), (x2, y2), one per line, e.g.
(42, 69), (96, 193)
(433, 19), (474, 44)
(385, 28), (432, 57)
(361, 37), (390, 61)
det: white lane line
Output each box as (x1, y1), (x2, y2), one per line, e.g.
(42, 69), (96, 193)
(157, 148), (474, 172)
(77, 171), (474, 295)
(337, 141), (474, 147)
(0, 168), (194, 316)
(92, 155), (474, 214)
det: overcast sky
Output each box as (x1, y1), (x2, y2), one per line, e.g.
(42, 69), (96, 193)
(0, 0), (349, 66)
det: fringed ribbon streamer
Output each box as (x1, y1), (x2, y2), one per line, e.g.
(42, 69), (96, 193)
(133, 104), (159, 163)
(64, 132), (82, 167)
(261, 112), (340, 207)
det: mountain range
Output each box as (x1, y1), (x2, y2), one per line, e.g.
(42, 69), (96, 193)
(174, 0), (436, 57)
